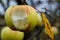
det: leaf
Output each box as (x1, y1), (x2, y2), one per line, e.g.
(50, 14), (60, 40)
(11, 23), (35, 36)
(41, 13), (54, 40)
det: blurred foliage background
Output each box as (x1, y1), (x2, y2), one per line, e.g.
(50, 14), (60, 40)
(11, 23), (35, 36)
(0, 0), (60, 40)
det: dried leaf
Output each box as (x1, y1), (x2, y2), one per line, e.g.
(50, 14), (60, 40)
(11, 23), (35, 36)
(41, 13), (54, 40)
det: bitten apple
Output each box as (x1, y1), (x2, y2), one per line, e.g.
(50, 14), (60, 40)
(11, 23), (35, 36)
(5, 5), (38, 32)
(37, 13), (43, 26)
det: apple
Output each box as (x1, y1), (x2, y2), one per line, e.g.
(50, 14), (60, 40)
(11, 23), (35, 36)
(37, 13), (43, 26)
(1, 27), (24, 40)
(5, 6), (14, 29)
(44, 26), (58, 35)
(51, 26), (58, 35)
(5, 5), (38, 32)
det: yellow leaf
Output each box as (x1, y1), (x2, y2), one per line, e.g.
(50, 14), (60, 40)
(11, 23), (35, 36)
(41, 13), (54, 40)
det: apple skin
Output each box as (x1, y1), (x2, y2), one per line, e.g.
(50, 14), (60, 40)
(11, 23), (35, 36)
(5, 6), (14, 29)
(1, 27), (24, 40)
(5, 5), (38, 32)
(37, 14), (43, 26)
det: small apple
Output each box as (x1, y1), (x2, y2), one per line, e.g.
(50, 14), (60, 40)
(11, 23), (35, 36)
(5, 5), (38, 32)
(44, 26), (58, 35)
(51, 26), (58, 35)
(1, 27), (24, 40)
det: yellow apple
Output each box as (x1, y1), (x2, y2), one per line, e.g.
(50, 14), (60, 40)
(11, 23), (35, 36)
(51, 26), (58, 35)
(44, 26), (58, 35)
(37, 13), (43, 26)
(5, 6), (14, 29)
(5, 5), (38, 32)
(1, 27), (24, 40)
